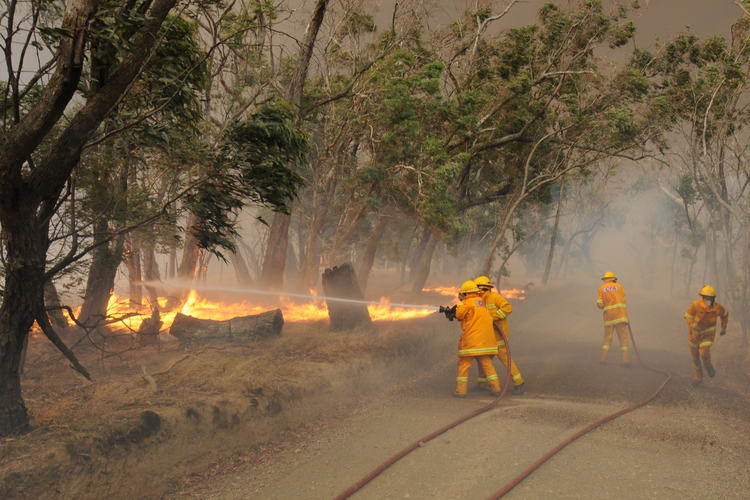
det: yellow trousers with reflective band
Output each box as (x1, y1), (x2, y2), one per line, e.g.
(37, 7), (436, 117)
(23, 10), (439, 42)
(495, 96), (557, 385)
(478, 323), (524, 387)
(456, 356), (499, 395)
(601, 322), (629, 363)
(688, 327), (716, 381)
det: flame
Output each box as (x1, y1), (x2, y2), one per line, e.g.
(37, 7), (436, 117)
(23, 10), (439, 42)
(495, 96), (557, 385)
(62, 289), (441, 334)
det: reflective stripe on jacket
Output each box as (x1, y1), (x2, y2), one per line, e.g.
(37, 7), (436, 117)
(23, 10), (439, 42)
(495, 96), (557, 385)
(597, 281), (628, 326)
(481, 290), (512, 335)
(685, 299), (728, 333)
(455, 294), (498, 357)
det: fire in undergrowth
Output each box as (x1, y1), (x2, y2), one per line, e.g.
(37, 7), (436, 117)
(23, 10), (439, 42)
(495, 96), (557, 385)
(73, 290), (437, 334)
(422, 286), (526, 301)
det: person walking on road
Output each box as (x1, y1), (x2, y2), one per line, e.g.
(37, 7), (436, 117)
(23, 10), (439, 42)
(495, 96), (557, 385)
(475, 276), (525, 394)
(596, 271), (630, 365)
(684, 286), (729, 386)
(443, 280), (501, 398)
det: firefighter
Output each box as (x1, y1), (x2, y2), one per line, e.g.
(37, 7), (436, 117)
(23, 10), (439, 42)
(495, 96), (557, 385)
(596, 271), (630, 365)
(446, 280), (501, 398)
(475, 275), (525, 394)
(684, 286), (729, 386)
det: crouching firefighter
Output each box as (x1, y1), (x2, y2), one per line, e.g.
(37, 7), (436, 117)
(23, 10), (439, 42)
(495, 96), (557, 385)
(475, 275), (524, 394)
(596, 271), (630, 365)
(440, 280), (501, 397)
(685, 286), (729, 386)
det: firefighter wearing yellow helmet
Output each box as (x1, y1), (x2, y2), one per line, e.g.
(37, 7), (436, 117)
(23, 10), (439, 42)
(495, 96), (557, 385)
(596, 271), (630, 365)
(449, 280), (501, 397)
(475, 276), (524, 394)
(684, 285), (729, 386)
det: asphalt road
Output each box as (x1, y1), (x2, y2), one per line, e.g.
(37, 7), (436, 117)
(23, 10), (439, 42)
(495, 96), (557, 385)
(184, 288), (750, 499)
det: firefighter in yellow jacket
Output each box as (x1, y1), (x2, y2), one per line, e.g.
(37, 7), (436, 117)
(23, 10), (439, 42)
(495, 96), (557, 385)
(596, 271), (630, 365)
(448, 280), (501, 397)
(684, 286), (729, 386)
(475, 276), (525, 394)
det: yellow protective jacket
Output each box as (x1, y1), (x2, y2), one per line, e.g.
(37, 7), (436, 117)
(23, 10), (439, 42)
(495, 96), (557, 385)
(684, 300), (728, 335)
(455, 293), (498, 357)
(596, 281), (628, 326)
(481, 290), (513, 335)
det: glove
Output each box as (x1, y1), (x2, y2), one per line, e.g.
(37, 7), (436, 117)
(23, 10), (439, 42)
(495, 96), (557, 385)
(720, 329), (727, 336)
(439, 305), (457, 321)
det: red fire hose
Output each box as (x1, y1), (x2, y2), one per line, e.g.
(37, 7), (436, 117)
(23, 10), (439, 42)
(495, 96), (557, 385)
(332, 325), (514, 500)
(333, 322), (671, 500)
(485, 323), (672, 499)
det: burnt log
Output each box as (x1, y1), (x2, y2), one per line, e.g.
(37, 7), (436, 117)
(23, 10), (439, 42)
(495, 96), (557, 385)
(321, 263), (372, 331)
(169, 309), (283, 343)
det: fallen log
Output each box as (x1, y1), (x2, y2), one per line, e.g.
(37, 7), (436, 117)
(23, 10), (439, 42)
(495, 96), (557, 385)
(169, 309), (283, 343)
(321, 263), (372, 331)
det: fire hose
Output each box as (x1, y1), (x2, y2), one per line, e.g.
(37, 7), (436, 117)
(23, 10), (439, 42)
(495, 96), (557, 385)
(332, 322), (514, 500)
(333, 322), (672, 500)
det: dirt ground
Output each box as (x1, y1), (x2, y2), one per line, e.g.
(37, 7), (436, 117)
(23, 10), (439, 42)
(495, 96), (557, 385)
(1, 284), (749, 499)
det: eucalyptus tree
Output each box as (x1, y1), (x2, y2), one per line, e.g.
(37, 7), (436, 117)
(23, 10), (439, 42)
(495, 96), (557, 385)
(0, 0), (188, 437)
(651, 12), (750, 339)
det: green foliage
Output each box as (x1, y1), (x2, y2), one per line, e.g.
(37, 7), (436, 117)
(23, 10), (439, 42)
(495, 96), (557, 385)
(188, 103), (308, 256)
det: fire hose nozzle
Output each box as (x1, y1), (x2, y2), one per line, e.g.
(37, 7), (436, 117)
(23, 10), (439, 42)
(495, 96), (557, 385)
(439, 305), (457, 321)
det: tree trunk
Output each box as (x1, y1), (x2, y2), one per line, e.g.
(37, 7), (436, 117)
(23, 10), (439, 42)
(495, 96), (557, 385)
(411, 233), (439, 293)
(358, 215), (388, 293)
(322, 264), (371, 331)
(0, 211), (47, 436)
(143, 243), (161, 305)
(178, 212), (203, 281)
(259, 0), (330, 288)
(44, 281), (68, 329)
(542, 179), (564, 284)
(260, 212), (291, 289)
(125, 247), (143, 306)
(230, 244), (253, 285)
(408, 230), (431, 281)
(78, 219), (126, 328)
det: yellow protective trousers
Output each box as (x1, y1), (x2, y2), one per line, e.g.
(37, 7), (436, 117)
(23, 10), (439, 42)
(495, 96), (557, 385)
(601, 322), (629, 363)
(688, 328), (716, 381)
(477, 323), (524, 387)
(456, 356), (499, 395)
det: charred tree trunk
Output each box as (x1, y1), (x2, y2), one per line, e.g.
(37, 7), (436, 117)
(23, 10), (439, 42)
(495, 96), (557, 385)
(411, 233), (439, 294)
(78, 219), (126, 328)
(322, 264), (371, 331)
(358, 215), (389, 293)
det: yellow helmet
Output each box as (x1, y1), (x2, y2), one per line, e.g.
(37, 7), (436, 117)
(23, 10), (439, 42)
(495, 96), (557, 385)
(460, 280), (480, 294)
(474, 275), (493, 289)
(699, 285), (716, 297)
(601, 271), (617, 281)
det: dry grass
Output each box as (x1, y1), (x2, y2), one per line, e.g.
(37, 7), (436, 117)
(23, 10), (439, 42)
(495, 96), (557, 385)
(0, 316), (452, 500)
